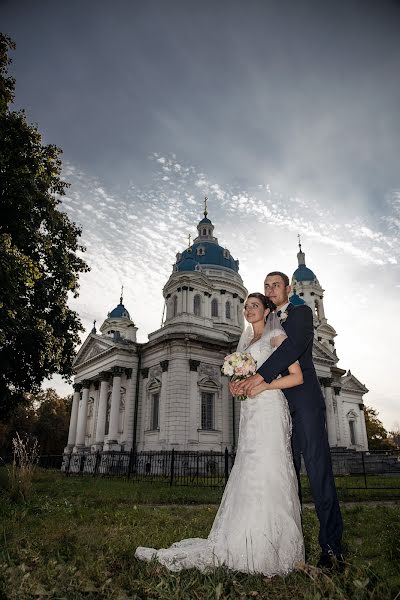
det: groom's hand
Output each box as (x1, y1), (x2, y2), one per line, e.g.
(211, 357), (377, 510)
(230, 373), (264, 397)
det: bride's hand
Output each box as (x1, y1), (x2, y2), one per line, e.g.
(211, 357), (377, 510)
(248, 382), (271, 398)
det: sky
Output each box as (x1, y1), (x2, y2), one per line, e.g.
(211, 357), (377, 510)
(2, 0), (400, 431)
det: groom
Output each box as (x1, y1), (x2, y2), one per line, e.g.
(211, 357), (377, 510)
(232, 271), (343, 569)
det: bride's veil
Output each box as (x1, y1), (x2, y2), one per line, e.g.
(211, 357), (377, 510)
(236, 310), (287, 359)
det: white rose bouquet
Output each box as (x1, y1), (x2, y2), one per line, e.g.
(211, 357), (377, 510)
(221, 351), (257, 401)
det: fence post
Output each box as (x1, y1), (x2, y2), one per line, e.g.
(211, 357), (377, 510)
(94, 451), (101, 476)
(79, 453), (86, 474)
(127, 448), (134, 479)
(170, 448), (175, 487)
(361, 451), (368, 489)
(224, 447), (229, 484)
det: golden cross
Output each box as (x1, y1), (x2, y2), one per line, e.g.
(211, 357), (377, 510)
(297, 234), (302, 252)
(188, 233), (191, 249)
(204, 196), (208, 217)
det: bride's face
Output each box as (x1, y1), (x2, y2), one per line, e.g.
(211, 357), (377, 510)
(244, 298), (269, 325)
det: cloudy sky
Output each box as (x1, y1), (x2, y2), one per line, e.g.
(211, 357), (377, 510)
(3, 0), (400, 430)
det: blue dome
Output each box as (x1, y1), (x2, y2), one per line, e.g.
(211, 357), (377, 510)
(293, 264), (317, 282)
(198, 216), (212, 225)
(289, 292), (305, 306)
(176, 242), (239, 272)
(108, 303), (130, 319)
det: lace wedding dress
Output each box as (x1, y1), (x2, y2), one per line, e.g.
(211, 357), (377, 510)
(135, 336), (305, 576)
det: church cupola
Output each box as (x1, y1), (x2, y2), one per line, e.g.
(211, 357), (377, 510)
(291, 237), (325, 324)
(99, 287), (137, 342)
(194, 197), (217, 244)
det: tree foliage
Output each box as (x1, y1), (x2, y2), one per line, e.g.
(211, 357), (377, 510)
(364, 406), (395, 451)
(0, 388), (72, 455)
(0, 33), (89, 416)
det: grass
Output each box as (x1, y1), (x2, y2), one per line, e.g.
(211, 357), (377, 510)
(0, 470), (399, 599)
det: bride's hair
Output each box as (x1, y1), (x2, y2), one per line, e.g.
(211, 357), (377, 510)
(247, 292), (276, 314)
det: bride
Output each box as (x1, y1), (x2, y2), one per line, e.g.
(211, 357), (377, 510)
(135, 292), (305, 576)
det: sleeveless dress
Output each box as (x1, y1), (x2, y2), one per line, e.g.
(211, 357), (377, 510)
(135, 339), (305, 576)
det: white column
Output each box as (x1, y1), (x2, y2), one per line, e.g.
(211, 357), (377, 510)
(159, 361), (169, 444)
(106, 366), (123, 447)
(221, 378), (230, 449)
(188, 360), (200, 444)
(66, 383), (81, 451)
(95, 372), (110, 449)
(74, 380), (90, 449)
(122, 366), (138, 450)
(139, 368), (149, 450)
(323, 379), (337, 447)
(360, 405), (369, 450)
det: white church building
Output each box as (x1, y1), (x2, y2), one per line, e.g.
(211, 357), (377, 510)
(65, 207), (369, 457)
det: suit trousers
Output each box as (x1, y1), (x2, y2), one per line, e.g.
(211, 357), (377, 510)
(290, 405), (343, 555)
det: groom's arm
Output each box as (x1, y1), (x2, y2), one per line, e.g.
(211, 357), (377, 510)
(257, 305), (314, 383)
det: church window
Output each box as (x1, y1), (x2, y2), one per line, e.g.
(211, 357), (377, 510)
(193, 294), (201, 316)
(349, 420), (356, 445)
(223, 249), (230, 259)
(151, 392), (160, 430)
(201, 392), (214, 430)
(211, 298), (219, 317)
(197, 246), (205, 256)
(225, 301), (231, 319)
(172, 295), (178, 317)
(314, 300), (320, 319)
(203, 228), (206, 235)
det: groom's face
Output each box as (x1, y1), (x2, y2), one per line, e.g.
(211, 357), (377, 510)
(264, 275), (291, 308)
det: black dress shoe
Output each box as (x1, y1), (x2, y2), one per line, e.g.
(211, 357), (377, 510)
(317, 551), (345, 572)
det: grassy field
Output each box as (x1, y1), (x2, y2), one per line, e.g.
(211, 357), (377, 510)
(0, 470), (399, 599)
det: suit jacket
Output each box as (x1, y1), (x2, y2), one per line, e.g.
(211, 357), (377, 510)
(257, 303), (325, 411)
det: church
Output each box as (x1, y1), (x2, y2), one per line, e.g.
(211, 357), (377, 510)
(64, 204), (369, 457)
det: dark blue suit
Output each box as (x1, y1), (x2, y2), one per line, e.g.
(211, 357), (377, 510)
(257, 303), (343, 555)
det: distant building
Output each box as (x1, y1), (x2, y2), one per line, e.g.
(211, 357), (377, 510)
(65, 207), (368, 456)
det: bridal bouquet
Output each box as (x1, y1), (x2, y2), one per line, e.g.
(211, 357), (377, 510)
(221, 352), (257, 400)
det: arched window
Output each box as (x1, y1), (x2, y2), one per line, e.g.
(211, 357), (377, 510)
(203, 228), (206, 235)
(172, 295), (178, 317)
(193, 294), (201, 316)
(225, 301), (231, 319)
(211, 298), (219, 317)
(314, 300), (320, 319)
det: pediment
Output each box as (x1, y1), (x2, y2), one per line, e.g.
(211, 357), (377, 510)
(73, 334), (115, 367)
(341, 372), (368, 394)
(312, 340), (338, 365)
(316, 322), (337, 336)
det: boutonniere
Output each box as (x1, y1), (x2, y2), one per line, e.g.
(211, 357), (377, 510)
(276, 310), (288, 322)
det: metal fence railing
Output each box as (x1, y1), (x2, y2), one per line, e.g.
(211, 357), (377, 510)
(2, 449), (400, 492)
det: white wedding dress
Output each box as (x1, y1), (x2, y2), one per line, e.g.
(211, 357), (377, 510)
(135, 337), (305, 576)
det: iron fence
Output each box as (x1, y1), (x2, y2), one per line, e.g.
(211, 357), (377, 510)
(2, 448), (400, 493)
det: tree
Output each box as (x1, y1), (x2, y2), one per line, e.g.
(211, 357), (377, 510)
(0, 34), (89, 417)
(364, 406), (395, 451)
(0, 388), (71, 455)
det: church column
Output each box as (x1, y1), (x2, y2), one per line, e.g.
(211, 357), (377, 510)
(74, 380), (90, 450)
(221, 377), (230, 449)
(182, 286), (188, 313)
(188, 360), (200, 444)
(95, 371), (111, 449)
(66, 383), (81, 451)
(106, 366), (123, 448)
(158, 361), (169, 444)
(139, 368), (149, 450)
(122, 367), (137, 450)
(188, 287), (194, 314)
(321, 378), (337, 447)
(359, 404), (369, 450)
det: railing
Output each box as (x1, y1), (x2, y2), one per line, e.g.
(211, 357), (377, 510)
(61, 448), (234, 487)
(2, 449), (400, 492)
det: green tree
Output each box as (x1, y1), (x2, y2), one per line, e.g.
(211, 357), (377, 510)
(364, 406), (395, 451)
(0, 388), (71, 455)
(0, 34), (89, 417)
